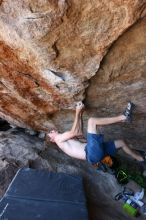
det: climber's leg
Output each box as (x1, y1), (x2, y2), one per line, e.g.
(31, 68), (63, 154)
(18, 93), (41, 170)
(85, 115), (125, 164)
(114, 139), (143, 161)
(87, 115), (125, 134)
(85, 102), (135, 164)
(87, 101), (135, 134)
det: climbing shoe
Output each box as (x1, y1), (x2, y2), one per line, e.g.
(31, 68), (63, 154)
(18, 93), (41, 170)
(123, 101), (135, 122)
(136, 150), (146, 166)
(139, 154), (146, 168)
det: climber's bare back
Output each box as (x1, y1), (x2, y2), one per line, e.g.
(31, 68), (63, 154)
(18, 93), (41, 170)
(55, 137), (86, 160)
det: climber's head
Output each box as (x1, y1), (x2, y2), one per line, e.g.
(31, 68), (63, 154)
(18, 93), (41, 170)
(47, 129), (58, 142)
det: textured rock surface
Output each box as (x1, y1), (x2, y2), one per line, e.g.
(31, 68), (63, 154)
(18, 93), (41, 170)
(86, 16), (146, 150)
(50, 15), (146, 151)
(0, 129), (51, 196)
(0, 0), (146, 131)
(0, 159), (18, 197)
(1, 2), (146, 219)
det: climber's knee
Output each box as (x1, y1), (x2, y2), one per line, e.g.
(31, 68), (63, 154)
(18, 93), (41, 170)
(87, 117), (97, 134)
(114, 139), (126, 149)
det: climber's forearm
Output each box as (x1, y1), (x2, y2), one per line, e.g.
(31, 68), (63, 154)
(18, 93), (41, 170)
(71, 110), (83, 136)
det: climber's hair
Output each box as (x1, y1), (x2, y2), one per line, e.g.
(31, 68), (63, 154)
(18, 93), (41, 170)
(45, 129), (58, 143)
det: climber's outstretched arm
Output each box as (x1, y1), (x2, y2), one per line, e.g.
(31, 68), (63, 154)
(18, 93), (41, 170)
(55, 102), (84, 143)
(70, 101), (84, 136)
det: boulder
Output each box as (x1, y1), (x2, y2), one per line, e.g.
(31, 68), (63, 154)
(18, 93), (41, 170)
(0, 0), (146, 131)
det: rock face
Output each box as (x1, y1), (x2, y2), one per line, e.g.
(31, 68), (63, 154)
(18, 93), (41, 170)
(0, 0), (146, 132)
(0, 159), (18, 197)
(1, 2), (146, 219)
(86, 16), (146, 149)
(0, 128), (51, 196)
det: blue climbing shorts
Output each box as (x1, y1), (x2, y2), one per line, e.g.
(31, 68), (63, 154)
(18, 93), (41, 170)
(85, 133), (117, 164)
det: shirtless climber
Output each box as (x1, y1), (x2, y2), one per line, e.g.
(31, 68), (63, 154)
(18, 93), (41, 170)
(47, 102), (146, 165)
